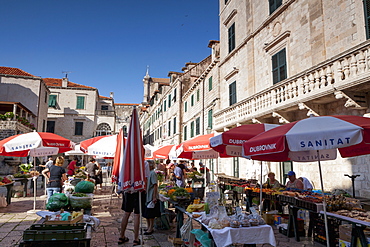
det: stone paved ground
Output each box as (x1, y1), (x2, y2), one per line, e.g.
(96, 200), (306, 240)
(0, 179), (325, 247)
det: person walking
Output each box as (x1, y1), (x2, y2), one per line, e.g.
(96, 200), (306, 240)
(143, 160), (160, 235)
(42, 156), (67, 201)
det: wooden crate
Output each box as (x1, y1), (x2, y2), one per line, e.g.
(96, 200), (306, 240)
(44, 213), (83, 225)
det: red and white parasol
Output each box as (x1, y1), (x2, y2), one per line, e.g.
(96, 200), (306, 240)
(242, 115), (370, 247)
(152, 145), (177, 160)
(80, 135), (120, 158)
(111, 128), (126, 183)
(118, 107), (145, 192)
(0, 132), (74, 157)
(210, 124), (279, 157)
(176, 133), (226, 159)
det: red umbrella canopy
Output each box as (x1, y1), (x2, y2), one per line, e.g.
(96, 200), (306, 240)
(176, 133), (226, 159)
(210, 124), (279, 157)
(112, 128), (125, 183)
(0, 132), (74, 157)
(118, 107), (145, 192)
(242, 115), (370, 162)
(152, 145), (176, 159)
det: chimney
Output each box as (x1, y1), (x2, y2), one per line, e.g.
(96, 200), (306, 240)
(62, 77), (68, 87)
(110, 92), (114, 99)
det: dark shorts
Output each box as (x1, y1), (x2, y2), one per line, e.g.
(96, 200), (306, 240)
(121, 191), (146, 214)
(143, 201), (161, 219)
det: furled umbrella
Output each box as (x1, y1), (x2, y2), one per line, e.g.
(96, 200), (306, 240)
(111, 128), (126, 184)
(115, 107), (145, 246)
(242, 115), (370, 247)
(80, 135), (118, 158)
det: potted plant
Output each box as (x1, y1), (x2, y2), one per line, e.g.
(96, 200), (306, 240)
(4, 112), (14, 120)
(0, 114), (5, 120)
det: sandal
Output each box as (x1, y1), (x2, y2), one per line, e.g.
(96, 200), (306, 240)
(118, 237), (129, 244)
(133, 240), (141, 246)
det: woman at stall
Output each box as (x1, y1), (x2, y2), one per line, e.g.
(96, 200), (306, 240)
(143, 160), (160, 235)
(42, 156), (67, 201)
(67, 157), (78, 177)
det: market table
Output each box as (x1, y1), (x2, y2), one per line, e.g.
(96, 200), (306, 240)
(0, 182), (14, 205)
(13, 177), (31, 197)
(175, 205), (276, 247)
(321, 211), (370, 247)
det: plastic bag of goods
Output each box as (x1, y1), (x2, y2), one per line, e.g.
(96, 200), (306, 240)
(74, 180), (95, 193)
(46, 193), (69, 211)
(69, 193), (93, 209)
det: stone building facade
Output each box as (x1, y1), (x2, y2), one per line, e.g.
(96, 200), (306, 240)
(0, 66), (49, 137)
(213, 0), (370, 197)
(114, 103), (140, 136)
(44, 77), (116, 143)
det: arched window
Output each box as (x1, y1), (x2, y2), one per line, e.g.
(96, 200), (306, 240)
(96, 123), (112, 136)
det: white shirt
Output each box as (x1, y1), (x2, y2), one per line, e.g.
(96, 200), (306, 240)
(301, 177), (313, 190)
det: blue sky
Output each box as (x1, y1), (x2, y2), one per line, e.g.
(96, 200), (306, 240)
(1, 0), (219, 104)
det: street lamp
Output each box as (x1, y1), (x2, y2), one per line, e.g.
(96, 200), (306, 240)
(206, 126), (212, 134)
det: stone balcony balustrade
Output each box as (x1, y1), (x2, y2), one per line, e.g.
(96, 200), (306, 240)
(0, 120), (32, 140)
(214, 41), (370, 131)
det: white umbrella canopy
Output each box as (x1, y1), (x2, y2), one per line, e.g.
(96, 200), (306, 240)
(80, 135), (119, 157)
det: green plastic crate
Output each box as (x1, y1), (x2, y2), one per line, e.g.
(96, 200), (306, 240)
(22, 223), (87, 241)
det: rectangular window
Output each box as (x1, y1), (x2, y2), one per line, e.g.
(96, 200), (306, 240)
(228, 23), (236, 53)
(168, 120), (171, 137)
(195, 117), (200, 135)
(233, 157), (239, 178)
(173, 117), (177, 134)
(208, 109), (213, 129)
(184, 125), (187, 141)
(184, 101), (188, 112)
(168, 94), (171, 108)
(76, 96), (85, 109)
(191, 94), (194, 106)
(365, 0), (370, 39)
(101, 105), (108, 110)
(229, 81), (237, 106)
(164, 100), (167, 111)
(48, 95), (57, 107)
(269, 0), (282, 15)
(196, 89), (200, 102)
(272, 48), (287, 84)
(190, 121), (195, 138)
(75, 122), (83, 135)
(46, 121), (55, 133)
(173, 89), (177, 102)
(208, 76), (213, 91)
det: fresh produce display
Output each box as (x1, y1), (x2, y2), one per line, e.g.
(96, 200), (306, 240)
(186, 204), (205, 213)
(72, 193), (89, 197)
(0, 176), (12, 186)
(13, 173), (31, 178)
(69, 193), (93, 209)
(29, 170), (40, 177)
(188, 171), (202, 179)
(170, 187), (190, 201)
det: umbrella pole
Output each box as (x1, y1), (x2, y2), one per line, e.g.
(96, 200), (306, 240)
(259, 161), (263, 215)
(317, 150), (330, 247)
(139, 191), (143, 247)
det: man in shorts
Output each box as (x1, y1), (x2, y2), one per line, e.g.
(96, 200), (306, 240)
(119, 191), (146, 245)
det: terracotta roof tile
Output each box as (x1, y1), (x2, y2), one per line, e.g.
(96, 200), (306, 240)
(151, 78), (170, 83)
(99, 95), (112, 99)
(43, 78), (96, 89)
(0, 66), (36, 77)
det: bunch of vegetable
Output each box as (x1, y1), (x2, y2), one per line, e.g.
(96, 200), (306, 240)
(13, 173), (31, 178)
(188, 171), (202, 179)
(170, 187), (190, 201)
(19, 163), (33, 173)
